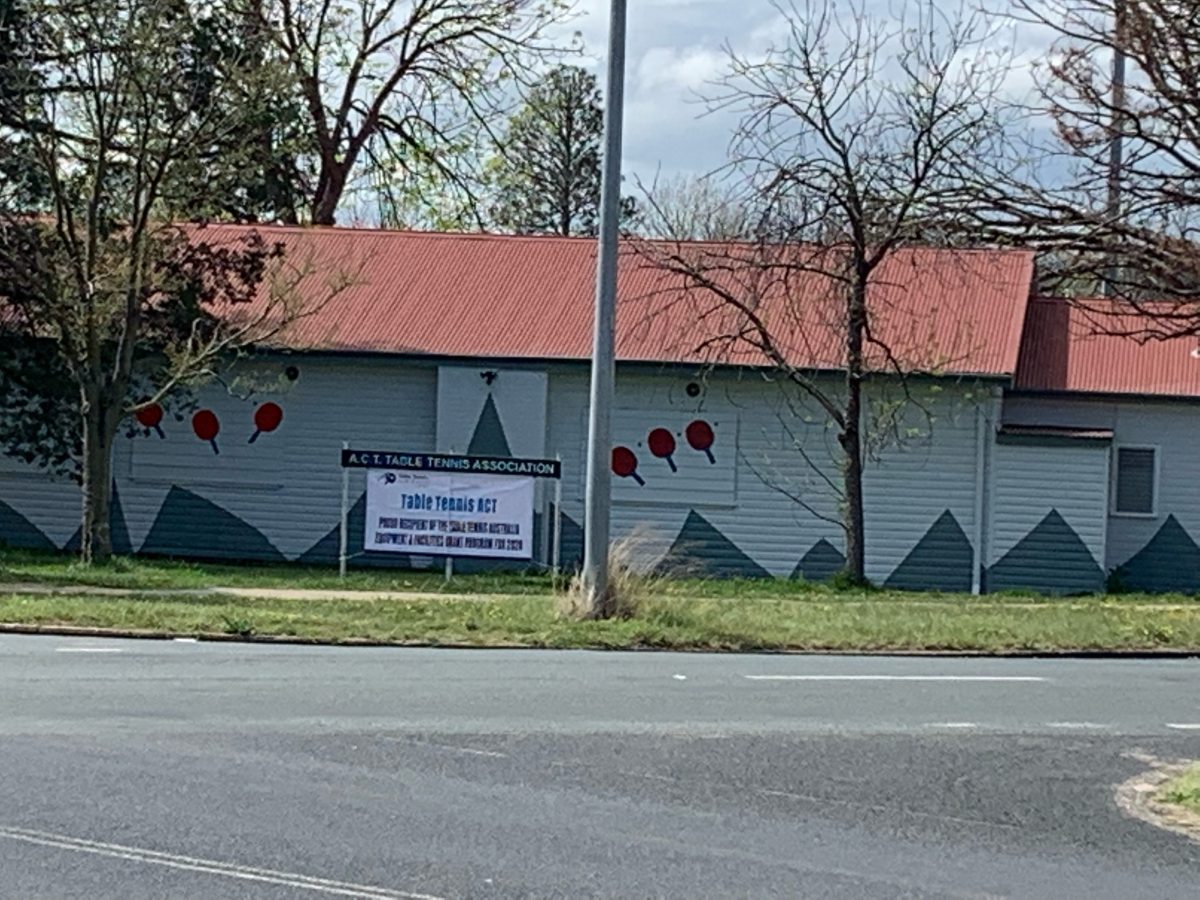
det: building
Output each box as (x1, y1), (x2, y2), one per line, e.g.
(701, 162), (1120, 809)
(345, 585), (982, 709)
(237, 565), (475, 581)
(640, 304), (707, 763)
(2, 226), (1199, 594)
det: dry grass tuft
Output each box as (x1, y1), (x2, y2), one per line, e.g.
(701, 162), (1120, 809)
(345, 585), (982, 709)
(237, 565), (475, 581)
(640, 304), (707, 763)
(558, 528), (673, 620)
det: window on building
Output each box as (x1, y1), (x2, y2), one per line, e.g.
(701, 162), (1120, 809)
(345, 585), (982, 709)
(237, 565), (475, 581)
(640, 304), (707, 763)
(1113, 446), (1156, 515)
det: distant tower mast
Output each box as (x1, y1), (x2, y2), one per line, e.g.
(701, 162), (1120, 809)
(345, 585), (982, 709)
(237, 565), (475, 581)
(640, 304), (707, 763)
(1104, 0), (1127, 297)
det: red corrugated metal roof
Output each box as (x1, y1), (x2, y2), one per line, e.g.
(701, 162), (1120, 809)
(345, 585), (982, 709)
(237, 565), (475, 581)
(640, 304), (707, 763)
(1016, 297), (1200, 397)
(199, 224), (1035, 377)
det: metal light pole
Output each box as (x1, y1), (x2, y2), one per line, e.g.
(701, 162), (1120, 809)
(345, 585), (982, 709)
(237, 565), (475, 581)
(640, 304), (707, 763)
(581, 0), (628, 615)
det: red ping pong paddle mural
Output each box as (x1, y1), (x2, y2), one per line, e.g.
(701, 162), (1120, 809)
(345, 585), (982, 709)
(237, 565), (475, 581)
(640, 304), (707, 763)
(686, 419), (717, 464)
(192, 409), (221, 455)
(611, 446), (645, 486)
(612, 418), (720, 488)
(647, 427), (677, 472)
(249, 402), (283, 443)
(135, 403), (165, 439)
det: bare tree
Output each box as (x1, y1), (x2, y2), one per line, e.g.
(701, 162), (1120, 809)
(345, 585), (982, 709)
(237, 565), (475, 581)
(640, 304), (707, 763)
(635, 173), (756, 241)
(639, 0), (1009, 583)
(0, 0), (352, 563)
(260, 0), (573, 226)
(972, 0), (1200, 335)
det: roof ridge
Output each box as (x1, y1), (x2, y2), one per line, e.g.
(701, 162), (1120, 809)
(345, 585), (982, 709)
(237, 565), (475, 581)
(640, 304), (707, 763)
(188, 222), (1035, 256)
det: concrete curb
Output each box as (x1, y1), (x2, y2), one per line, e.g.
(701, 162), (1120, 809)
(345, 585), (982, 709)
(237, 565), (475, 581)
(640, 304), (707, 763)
(1, 622), (1198, 657)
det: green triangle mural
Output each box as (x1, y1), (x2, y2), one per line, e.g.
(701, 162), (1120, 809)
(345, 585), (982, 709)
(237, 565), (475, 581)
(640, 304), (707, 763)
(0, 496), (56, 551)
(1115, 515), (1200, 593)
(300, 493), (366, 564)
(64, 482), (133, 555)
(299, 493), (414, 568)
(791, 538), (845, 581)
(885, 510), (973, 592)
(467, 394), (512, 457)
(141, 486), (283, 561)
(550, 503), (584, 571)
(656, 510), (770, 578)
(985, 509), (1102, 595)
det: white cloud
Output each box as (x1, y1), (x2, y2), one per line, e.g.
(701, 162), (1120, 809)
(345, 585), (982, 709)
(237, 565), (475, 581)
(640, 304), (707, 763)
(548, 0), (1052, 185)
(635, 45), (727, 93)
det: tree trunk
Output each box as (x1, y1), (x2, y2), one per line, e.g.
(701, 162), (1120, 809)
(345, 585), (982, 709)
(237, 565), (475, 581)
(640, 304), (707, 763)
(839, 404), (866, 583)
(312, 160), (349, 226)
(79, 392), (117, 564)
(839, 280), (868, 584)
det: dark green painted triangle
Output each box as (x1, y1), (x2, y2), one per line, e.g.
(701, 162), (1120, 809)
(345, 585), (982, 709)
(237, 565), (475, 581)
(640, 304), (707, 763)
(300, 493), (366, 564)
(467, 394), (512, 457)
(301, 493), (425, 568)
(985, 509), (1102, 595)
(0, 496), (56, 551)
(656, 510), (770, 578)
(791, 538), (845, 581)
(1115, 515), (1200, 593)
(64, 482), (132, 555)
(552, 503), (584, 571)
(140, 486), (283, 561)
(885, 510), (973, 592)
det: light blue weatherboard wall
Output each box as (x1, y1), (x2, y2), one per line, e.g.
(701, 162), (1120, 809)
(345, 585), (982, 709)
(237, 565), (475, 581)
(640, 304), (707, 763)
(0, 355), (1003, 589)
(0, 356), (439, 563)
(984, 435), (1109, 594)
(5, 354), (1173, 595)
(546, 368), (996, 584)
(1005, 395), (1200, 592)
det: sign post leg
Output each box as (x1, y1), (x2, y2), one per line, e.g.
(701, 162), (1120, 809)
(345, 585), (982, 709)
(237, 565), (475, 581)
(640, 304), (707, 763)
(444, 555), (453, 583)
(552, 463), (563, 579)
(339, 441), (350, 580)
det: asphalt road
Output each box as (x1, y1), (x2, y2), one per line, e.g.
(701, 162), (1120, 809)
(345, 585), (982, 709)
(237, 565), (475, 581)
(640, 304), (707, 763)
(1, 636), (1198, 899)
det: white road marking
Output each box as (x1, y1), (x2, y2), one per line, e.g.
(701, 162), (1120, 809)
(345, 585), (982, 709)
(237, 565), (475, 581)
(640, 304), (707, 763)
(54, 647), (122, 653)
(1166, 723), (1200, 730)
(618, 771), (677, 783)
(744, 675), (1046, 682)
(672, 674), (688, 681)
(929, 722), (979, 729)
(172, 637), (198, 643)
(382, 737), (507, 758)
(0, 825), (442, 899)
(1046, 722), (1110, 729)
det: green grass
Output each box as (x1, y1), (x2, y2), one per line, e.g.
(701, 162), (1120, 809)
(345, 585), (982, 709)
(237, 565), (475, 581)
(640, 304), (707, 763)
(0, 547), (553, 595)
(1158, 764), (1200, 815)
(4, 547), (1200, 651)
(3, 547), (1199, 606)
(3, 590), (1200, 651)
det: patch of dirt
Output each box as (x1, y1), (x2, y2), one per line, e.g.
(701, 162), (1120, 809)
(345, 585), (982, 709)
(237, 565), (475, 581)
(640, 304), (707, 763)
(1116, 751), (1200, 845)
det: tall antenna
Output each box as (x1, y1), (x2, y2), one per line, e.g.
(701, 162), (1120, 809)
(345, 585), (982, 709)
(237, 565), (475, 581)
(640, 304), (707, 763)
(1104, 0), (1127, 297)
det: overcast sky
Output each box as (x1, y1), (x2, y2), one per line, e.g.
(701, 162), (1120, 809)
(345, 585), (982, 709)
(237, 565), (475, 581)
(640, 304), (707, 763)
(566, 0), (774, 183)
(561, 0), (1058, 188)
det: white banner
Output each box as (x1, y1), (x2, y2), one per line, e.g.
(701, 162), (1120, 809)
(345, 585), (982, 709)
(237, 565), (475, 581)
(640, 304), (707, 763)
(364, 468), (535, 559)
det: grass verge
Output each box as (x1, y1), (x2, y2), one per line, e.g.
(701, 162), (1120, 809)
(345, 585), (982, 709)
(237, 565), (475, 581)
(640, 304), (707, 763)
(3, 548), (1200, 606)
(1158, 764), (1200, 816)
(3, 591), (1200, 651)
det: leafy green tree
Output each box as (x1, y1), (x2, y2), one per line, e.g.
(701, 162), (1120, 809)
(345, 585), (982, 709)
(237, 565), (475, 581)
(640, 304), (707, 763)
(169, 1), (315, 224)
(0, 0), (335, 563)
(261, 0), (572, 226)
(489, 65), (634, 236)
(0, 0), (46, 208)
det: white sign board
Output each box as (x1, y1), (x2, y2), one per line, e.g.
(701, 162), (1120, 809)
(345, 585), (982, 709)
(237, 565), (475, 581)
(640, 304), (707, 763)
(364, 468), (535, 559)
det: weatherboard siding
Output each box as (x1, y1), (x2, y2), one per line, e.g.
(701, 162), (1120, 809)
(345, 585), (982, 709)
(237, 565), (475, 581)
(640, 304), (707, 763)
(0, 357), (439, 563)
(1105, 403), (1200, 590)
(547, 369), (991, 583)
(3, 356), (996, 588)
(1004, 394), (1200, 590)
(0, 454), (80, 550)
(985, 435), (1108, 594)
